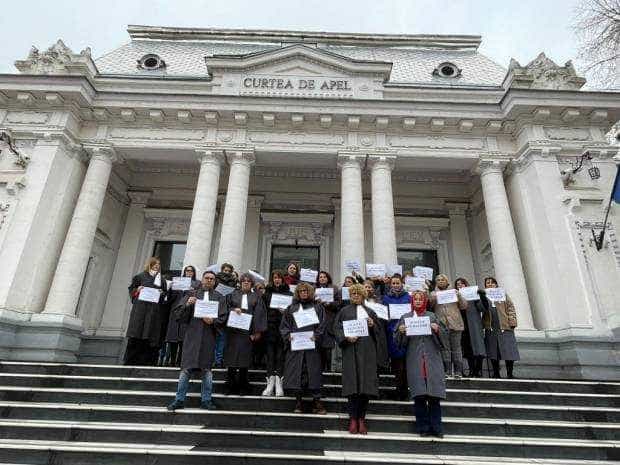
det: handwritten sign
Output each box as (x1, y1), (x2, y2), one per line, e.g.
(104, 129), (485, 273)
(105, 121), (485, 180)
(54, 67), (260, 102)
(405, 276), (426, 292)
(344, 260), (361, 273)
(459, 285), (480, 301)
(365, 301), (388, 320)
(291, 331), (315, 351)
(386, 264), (403, 277)
(389, 303), (410, 320)
(293, 308), (320, 328)
(270, 293), (293, 309)
(343, 319), (369, 338)
(341, 286), (350, 301)
(138, 287), (160, 303)
(289, 284), (297, 294)
(366, 263), (387, 278)
(227, 311), (252, 331)
(315, 287), (334, 303)
(436, 289), (458, 305)
(486, 287), (506, 302)
(172, 277), (192, 291)
(194, 300), (219, 318)
(300, 268), (318, 283)
(413, 266), (434, 281)
(205, 264), (220, 273)
(356, 306), (369, 320)
(215, 283), (235, 296)
(405, 316), (432, 336)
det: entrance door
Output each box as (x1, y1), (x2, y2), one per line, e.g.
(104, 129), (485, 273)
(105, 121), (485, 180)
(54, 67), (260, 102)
(270, 245), (320, 274)
(153, 241), (187, 277)
(397, 249), (439, 276)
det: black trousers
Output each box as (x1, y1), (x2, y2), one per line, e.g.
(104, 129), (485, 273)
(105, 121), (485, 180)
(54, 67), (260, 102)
(124, 338), (159, 366)
(414, 395), (442, 434)
(391, 357), (408, 400)
(348, 394), (369, 419)
(320, 347), (332, 372)
(265, 338), (284, 376)
(227, 367), (249, 393)
(491, 359), (514, 378)
(466, 356), (484, 377)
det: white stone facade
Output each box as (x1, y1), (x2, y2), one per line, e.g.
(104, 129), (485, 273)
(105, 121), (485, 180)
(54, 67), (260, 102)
(0, 27), (618, 378)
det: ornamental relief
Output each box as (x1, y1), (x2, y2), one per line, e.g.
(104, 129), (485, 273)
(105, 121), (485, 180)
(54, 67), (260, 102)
(265, 221), (326, 244)
(543, 127), (591, 141)
(5, 112), (51, 124)
(387, 134), (485, 150)
(248, 131), (346, 146)
(396, 228), (442, 249)
(144, 216), (190, 238)
(109, 127), (205, 141)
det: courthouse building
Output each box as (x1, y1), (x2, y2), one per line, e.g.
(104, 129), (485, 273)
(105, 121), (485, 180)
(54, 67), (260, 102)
(0, 25), (618, 378)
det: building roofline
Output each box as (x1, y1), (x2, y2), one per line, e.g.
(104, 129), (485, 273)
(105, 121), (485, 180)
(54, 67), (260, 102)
(127, 25), (482, 50)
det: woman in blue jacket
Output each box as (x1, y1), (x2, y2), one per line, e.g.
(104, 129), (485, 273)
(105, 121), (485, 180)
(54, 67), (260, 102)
(382, 274), (411, 400)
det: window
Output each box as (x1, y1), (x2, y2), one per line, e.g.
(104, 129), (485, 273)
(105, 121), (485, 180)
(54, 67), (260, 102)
(397, 249), (439, 276)
(433, 62), (461, 78)
(152, 241), (186, 277)
(137, 54), (165, 70)
(270, 245), (320, 275)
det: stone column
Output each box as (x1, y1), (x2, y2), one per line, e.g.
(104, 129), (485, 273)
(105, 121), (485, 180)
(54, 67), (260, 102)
(338, 153), (365, 277)
(369, 155), (397, 265)
(241, 195), (264, 272)
(43, 145), (119, 317)
(477, 159), (535, 330)
(446, 202), (476, 280)
(217, 149), (255, 269)
(183, 149), (224, 270)
(97, 190), (151, 337)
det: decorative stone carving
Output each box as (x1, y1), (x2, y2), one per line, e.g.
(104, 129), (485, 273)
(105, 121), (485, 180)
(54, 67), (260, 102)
(387, 135), (485, 150)
(0, 203), (10, 231)
(503, 52), (586, 90)
(109, 127), (204, 141)
(0, 130), (31, 168)
(249, 131), (345, 146)
(144, 215), (190, 237)
(14, 40), (97, 79)
(5, 112), (51, 124)
(544, 127), (591, 141)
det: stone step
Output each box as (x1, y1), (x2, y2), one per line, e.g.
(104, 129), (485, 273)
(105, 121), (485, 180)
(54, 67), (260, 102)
(2, 373), (618, 407)
(1, 386), (618, 422)
(0, 421), (617, 461)
(1, 439), (618, 465)
(0, 401), (617, 440)
(2, 361), (618, 394)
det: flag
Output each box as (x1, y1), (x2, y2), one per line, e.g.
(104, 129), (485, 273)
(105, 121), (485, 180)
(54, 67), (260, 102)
(613, 165), (620, 204)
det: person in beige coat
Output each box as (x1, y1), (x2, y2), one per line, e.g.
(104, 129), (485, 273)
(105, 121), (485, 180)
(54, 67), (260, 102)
(429, 274), (468, 378)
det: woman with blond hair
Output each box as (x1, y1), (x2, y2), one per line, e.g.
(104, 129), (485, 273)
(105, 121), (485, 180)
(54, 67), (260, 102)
(429, 273), (468, 378)
(334, 283), (388, 435)
(280, 282), (328, 414)
(125, 257), (168, 366)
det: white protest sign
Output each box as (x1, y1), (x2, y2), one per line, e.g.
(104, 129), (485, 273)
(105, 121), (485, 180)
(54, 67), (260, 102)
(299, 268), (318, 283)
(356, 306), (369, 320)
(341, 286), (350, 301)
(344, 260), (361, 273)
(405, 276), (426, 292)
(289, 284), (297, 294)
(459, 285), (480, 301)
(270, 293), (293, 309)
(315, 287), (334, 303)
(205, 264), (220, 273)
(248, 270), (266, 283)
(215, 283), (235, 296)
(366, 263), (387, 278)
(486, 287), (506, 302)
(291, 331), (315, 351)
(172, 277), (192, 291)
(194, 300), (219, 318)
(138, 287), (161, 303)
(294, 308), (320, 328)
(413, 266), (434, 281)
(389, 303), (411, 320)
(343, 319), (369, 338)
(365, 301), (389, 320)
(227, 311), (252, 331)
(387, 264), (403, 277)
(436, 289), (458, 305)
(405, 315), (432, 336)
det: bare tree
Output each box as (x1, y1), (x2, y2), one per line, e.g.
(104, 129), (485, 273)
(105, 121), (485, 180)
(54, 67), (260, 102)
(573, 0), (620, 89)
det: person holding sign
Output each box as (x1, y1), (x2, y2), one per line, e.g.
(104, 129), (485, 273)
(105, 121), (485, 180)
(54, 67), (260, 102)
(164, 265), (201, 367)
(429, 274), (467, 379)
(280, 283), (328, 415)
(166, 270), (224, 411)
(315, 271), (339, 372)
(224, 273), (267, 395)
(454, 278), (487, 377)
(395, 290), (446, 438)
(333, 284), (388, 435)
(482, 277), (520, 379)
(125, 257), (168, 366)
(261, 270), (292, 397)
(381, 274), (411, 400)
(214, 263), (237, 368)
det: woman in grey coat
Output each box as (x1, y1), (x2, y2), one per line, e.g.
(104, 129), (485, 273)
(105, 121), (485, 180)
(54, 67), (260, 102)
(333, 284), (388, 435)
(166, 270), (224, 411)
(454, 277), (486, 377)
(224, 273), (267, 395)
(280, 282), (328, 415)
(395, 290), (446, 438)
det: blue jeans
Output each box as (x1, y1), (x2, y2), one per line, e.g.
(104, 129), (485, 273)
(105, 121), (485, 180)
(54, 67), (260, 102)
(414, 395), (442, 434)
(174, 369), (213, 403)
(215, 332), (226, 364)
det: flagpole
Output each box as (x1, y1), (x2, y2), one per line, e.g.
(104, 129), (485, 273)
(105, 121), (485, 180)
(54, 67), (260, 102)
(593, 165), (620, 251)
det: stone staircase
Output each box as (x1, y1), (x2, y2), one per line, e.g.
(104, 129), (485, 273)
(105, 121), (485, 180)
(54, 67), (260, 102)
(0, 361), (618, 464)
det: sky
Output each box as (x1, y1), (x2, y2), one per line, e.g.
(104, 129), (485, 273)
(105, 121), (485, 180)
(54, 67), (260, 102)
(0, 0), (584, 76)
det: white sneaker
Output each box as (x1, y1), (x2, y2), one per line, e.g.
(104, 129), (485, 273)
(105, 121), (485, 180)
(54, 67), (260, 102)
(275, 375), (284, 397)
(262, 376), (275, 396)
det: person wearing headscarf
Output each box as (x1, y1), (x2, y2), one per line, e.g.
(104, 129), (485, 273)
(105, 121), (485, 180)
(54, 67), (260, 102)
(280, 282), (328, 414)
(261, 270), (292, 397)
(223, 272), (267, 395)
(454, 277), (487, 377)
(482, 277), (520, 378)
(395, 290), (446, 438)
(166, 270), (224, 411)
(429, 273), (468, 378)
(382, 274), (411, 400)
(164, 265), (201, 367)
(333, 283), (388, 435)
(315, 271), (339, 372)
(125, 257), (168, 366)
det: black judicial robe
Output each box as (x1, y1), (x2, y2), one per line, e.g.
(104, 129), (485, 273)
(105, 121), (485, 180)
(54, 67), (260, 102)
(224, 290), (267, 368)
(126, 271), (167, 347)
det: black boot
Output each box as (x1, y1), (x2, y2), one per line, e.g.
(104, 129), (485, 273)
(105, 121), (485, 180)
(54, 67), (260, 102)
(506, 361), (515, 379)
(491, 360), (501, 378)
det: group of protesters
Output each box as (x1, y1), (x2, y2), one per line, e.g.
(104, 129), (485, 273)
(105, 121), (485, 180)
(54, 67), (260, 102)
(125, 257), (520, 437)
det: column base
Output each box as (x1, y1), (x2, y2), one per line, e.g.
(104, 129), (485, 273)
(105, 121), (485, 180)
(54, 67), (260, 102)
(78, 334), (125, 364)
(0, 309), (82, 362)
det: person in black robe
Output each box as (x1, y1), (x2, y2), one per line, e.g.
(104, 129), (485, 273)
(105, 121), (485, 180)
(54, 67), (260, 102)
(315, 271), (339, 372)
(223, 273), (267, 395)
(455, 277), (487, 377)
(166, 270), (224, 410)
(214, 263), (237, 368)
(124, 257), (167, 366)
(280, 282), (328, 414)
(333, 283), (388, 434)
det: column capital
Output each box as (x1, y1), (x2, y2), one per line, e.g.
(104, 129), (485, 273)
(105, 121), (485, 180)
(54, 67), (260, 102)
(226, 148), (255, 165)
(475, 153), (512, 176)
(126, 190), (152, 206)
(337, 151), (365, 169)
(247, 194), (264, 209)
(83, 143), (123, 164)
(445, 202), (470, 216)
(195, 147), (225, 165)
(367, 154), (396, 171)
